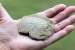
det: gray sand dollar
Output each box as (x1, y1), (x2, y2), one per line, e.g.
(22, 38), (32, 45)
(18, 14), (54, 40)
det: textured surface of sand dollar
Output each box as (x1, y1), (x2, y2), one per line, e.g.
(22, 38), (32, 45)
(18, 14), (54, 40)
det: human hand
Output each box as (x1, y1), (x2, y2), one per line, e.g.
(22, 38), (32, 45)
(0, 3), (75, 50)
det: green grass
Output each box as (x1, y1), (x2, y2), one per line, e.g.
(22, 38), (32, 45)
(0, 0), (75, 50)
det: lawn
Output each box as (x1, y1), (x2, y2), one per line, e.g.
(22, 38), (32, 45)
(0, 0), (75, 50)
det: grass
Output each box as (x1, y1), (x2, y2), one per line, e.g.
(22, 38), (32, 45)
(0, 0), (75, 50)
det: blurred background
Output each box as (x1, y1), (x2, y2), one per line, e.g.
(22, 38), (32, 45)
(0, 0), (75, 50)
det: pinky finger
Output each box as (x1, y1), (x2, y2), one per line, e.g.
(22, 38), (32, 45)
(44, 25), (74, 47)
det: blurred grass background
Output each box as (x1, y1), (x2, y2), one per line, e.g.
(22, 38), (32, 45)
(0, 0), (75, 50)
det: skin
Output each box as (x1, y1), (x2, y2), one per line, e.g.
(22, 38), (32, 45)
(0, 3), (75, 50)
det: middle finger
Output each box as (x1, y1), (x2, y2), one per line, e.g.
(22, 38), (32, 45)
(55, 15), (75, 32)
(52, 6), (75, 24)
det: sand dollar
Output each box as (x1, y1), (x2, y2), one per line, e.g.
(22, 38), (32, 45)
(18, 14), (54, 40)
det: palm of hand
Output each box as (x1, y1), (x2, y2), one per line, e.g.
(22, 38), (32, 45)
(0, 4), (75, 50)
(0, 4), (47, 50)
(0, 20), (45, 50)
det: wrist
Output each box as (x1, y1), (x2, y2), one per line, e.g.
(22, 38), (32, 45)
(0, 42), (10, 50)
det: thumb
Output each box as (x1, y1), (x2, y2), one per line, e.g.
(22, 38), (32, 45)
(0, 3), (13, 22)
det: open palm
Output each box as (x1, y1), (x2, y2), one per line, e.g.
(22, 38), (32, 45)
(0, 4), (75, 50)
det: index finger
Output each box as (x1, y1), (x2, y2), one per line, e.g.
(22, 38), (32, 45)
(37, 4), (66, 18)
